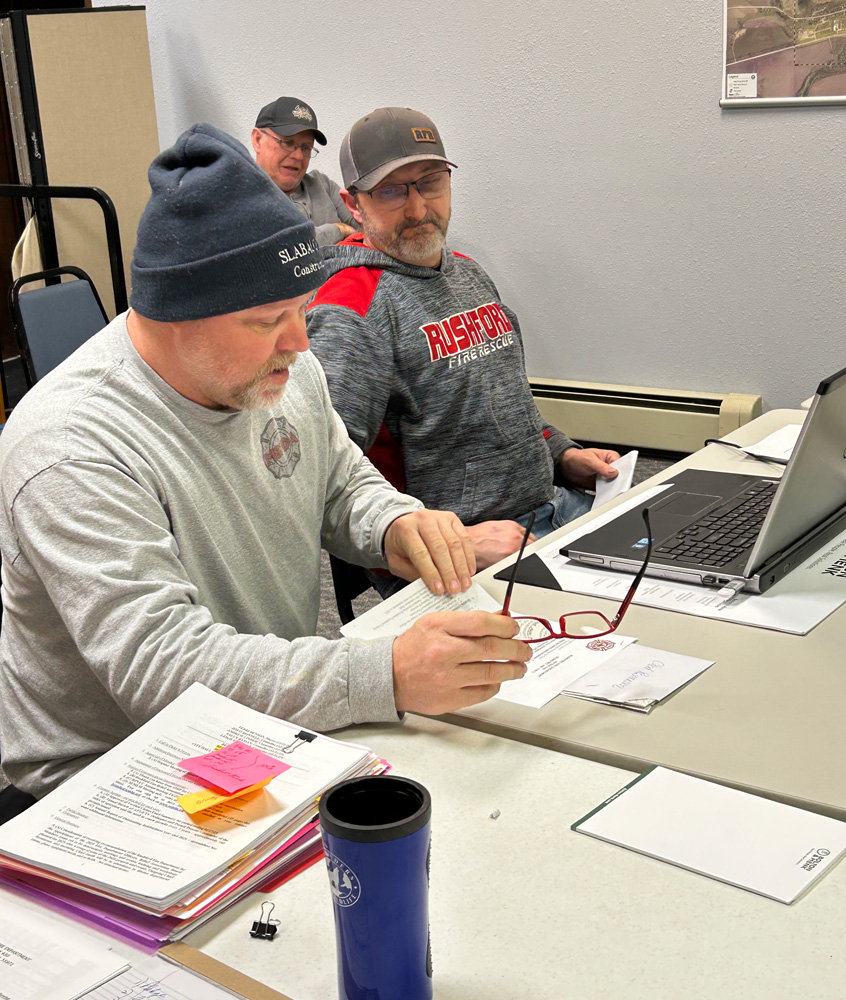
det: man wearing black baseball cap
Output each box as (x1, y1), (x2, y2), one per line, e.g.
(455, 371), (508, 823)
(0, 122), (530, 809)
(252, 95), (360, 247)
(308, 107), (619, 593)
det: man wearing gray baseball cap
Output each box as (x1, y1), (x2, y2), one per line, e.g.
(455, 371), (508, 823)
(0, 122), (530, 810)
(252, 95), (360, 247)
(308, 108), (619, 593)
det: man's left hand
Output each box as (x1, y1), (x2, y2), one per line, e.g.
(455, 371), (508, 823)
(558, 447), (621, 489)
(384, 510), (476, 595)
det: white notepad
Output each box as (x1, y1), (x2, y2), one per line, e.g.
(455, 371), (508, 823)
(572, 767), (846, 903)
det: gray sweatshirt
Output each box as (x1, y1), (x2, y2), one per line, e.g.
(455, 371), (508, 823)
(0, 314), (420, 798)
(288, 171), (361, 248)
(307, 236), (578, 524)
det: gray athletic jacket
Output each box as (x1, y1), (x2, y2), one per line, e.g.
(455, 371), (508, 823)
(307, 235), (577, 524)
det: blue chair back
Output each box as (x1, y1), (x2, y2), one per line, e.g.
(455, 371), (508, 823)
(10, 266), (108, 387)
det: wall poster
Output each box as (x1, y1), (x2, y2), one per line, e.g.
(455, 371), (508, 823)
(722, 1), (846, 106)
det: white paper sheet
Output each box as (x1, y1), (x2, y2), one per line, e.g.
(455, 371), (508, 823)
(742, 424), (803, 463)
(573, 767), (846, 904)
(494, 632), (637, 709)
(592, 450), (638, 509)
(563, 644), (714, 712)
(0, 889), (128, 1000)
(340, 579), (501, 638)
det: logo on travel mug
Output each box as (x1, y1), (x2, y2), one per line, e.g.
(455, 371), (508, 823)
(325, 850), (361, 907)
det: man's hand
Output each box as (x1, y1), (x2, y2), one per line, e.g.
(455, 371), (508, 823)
(335, 224), (356, 239)
(384, 510), (476, 595)
(393, 611), (531, 714)
(466, 520), (535, 571)
(558, 447), (621, 490)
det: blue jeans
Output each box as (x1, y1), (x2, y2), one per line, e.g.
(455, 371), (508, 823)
(514, 486), (592, 538)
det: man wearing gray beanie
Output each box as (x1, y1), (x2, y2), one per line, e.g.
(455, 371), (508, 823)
(0, 123), (529, 807)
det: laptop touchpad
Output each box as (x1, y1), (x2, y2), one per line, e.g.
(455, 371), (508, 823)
(652, 492), (721, 518)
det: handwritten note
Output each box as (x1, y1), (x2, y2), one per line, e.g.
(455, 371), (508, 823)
(563, 644), (714, 712)
(177, 776), (273, 815)
(178, 741), (290, 794)
(81, 955), (237, 999)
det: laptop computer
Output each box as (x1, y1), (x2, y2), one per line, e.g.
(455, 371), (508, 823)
(561, 366), (846, 595)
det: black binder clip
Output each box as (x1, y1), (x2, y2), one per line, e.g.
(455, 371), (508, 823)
(280, 730), (318, 755)
(249, 900), (279, 940)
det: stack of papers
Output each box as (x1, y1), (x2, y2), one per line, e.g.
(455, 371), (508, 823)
(0, 684), (385, 950)
(573, 767), (846, 903)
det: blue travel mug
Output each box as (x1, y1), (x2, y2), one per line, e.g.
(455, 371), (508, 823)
(319, 774), (433, 1000)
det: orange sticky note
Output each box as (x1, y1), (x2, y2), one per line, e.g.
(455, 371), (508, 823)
(178, 776), (273, 815)
(178, 741), (291, 794)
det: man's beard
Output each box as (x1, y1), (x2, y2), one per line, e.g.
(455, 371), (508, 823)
(229, 350), (299, 410)
(360, 208), (449, 266)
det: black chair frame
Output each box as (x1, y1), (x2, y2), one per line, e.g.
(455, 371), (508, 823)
(9, 265), (108, 389)
(0, 183), (126, 407)
(329, 554), (374, 626)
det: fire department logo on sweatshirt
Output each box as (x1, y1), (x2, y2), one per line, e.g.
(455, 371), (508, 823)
(419, 301), (514, 361)
(261, 416), (301, 479)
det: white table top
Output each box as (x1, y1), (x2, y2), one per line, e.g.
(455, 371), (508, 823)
(448, 410), (846, 819)
(185, 715), (846, 1000)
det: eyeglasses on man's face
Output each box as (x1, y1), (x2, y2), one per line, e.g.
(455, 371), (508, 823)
(363, 168), (451, 212)
(260, 129), (318, 159)
(500, 508), (654, 643)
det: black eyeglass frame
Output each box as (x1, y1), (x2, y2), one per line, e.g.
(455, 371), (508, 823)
(359, 167), (452, 207)
(500, 508), (654, 643)
(258, 129), (319, 158)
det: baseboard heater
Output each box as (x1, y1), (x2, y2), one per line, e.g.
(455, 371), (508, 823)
(529, 378), (763, 455)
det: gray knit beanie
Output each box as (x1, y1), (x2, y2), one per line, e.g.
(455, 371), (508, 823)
(130, 123), (325, 321)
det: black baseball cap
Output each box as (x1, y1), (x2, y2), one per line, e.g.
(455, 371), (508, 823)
(255, 96), (327, 145)
(339, 107), (456, 191)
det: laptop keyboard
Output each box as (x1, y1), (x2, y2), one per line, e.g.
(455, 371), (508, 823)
(654, 481), (778, 568)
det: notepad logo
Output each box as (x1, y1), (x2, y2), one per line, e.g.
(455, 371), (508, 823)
(798, 847), (830, 871)
(326, 851), (361, 907)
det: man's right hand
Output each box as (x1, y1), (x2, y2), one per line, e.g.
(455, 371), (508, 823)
(466, 520), (536, 571)
(392, 610), (531, 714)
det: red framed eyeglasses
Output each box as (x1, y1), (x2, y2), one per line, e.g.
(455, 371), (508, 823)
(500, 508), (654, 642)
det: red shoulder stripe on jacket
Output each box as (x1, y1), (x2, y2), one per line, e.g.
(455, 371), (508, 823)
(367, 422), (406, 494)
(452, 251), (475, 261)
(308, 265), (383, 317)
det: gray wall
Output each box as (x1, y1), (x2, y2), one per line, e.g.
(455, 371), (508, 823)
(125, 0), (845, 409)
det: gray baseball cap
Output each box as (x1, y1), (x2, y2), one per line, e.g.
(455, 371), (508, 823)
(255, 96), (327, 145)
(339, 107), (456, 191)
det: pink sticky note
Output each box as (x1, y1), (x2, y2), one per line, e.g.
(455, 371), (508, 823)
(178, 741), (291, 794)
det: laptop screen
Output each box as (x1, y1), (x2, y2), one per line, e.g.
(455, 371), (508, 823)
(746, 366), (846, 573)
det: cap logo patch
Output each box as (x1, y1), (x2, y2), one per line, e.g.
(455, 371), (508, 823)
(292, 105), (314, 121)
(411, 127), (437, 143)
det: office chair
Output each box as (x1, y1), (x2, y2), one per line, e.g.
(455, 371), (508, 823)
(329, 555), (374, 625)
(9, 265), (108, 389)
